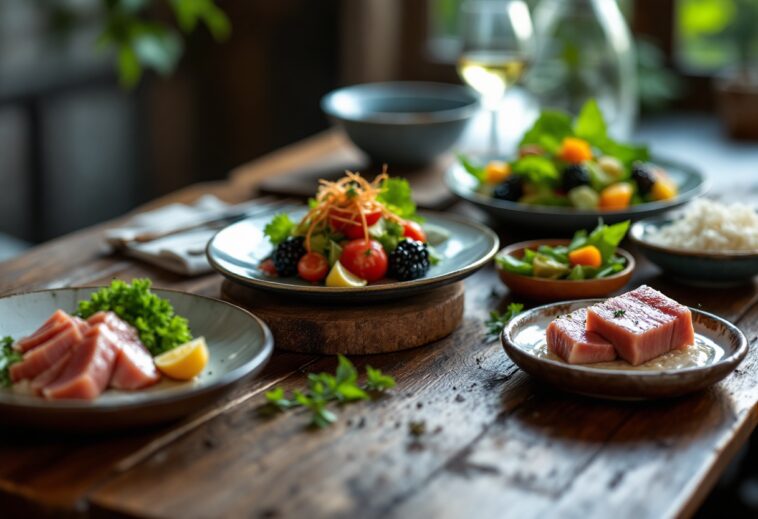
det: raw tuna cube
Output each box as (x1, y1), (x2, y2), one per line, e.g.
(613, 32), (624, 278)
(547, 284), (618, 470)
(14, 310), (73, 353)
(547, 308), (616, 364)
(9, 320), (84, 382)
(42, 324), (118, 400)
(88, 312), (160, 390)
(627, 285), (694, 350)
(586, 296), (677, 366)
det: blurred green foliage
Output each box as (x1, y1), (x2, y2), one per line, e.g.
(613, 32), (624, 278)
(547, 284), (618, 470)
(99, 0), (230, 87)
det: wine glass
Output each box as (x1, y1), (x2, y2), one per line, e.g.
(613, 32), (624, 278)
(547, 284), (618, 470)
(457, 0), (534, 155)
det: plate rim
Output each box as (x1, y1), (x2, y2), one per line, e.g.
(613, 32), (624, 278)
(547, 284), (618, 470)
(0, 287), (274, 411)
(501, 298), (748, 377)
(445, 155), (708, 216)
(206, 210), (500, 297)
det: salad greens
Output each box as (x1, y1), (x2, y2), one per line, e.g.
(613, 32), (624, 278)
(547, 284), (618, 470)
(77, 278), (192, 356)
(0, 336), (20, 388)
(265, 355), (395, 428)
(457, 99), (677, 210)
(485, 303), (524, 341)
(497, 220), (631, 281)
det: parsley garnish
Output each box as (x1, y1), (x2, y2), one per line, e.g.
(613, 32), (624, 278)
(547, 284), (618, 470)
(613, 309), (626, 318)
(0, 336), (20, 388)
(264, 355), (395, 428)
(485, 303), (524, 341)
(77, 279), (192, 356)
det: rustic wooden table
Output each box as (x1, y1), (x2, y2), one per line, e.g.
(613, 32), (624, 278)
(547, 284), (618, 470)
(1, 130), (757, 519)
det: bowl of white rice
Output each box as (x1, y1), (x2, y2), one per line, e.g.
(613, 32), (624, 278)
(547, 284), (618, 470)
(630, 199), (758, 284)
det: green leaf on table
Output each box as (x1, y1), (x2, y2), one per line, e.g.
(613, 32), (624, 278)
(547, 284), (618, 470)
(365, 365), (396, 391)
(264, 213), (296, 245)
(485, 303), (525, 341)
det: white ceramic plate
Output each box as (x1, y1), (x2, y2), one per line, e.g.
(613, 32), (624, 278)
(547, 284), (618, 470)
(0, 288), (273, 430)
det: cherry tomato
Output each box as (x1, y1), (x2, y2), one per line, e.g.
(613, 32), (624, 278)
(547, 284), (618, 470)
(260, 258), (277, 276)
(329, 208), (382, 239)
(402, 221), (427, 242)
(297, 252), (329, 282)
(340, 239), (388, 283)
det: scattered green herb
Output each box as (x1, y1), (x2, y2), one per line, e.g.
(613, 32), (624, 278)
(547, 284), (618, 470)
(485, 303), (525, 341)
(0, 336), (20, 388)
(613, 309), (626, 318)
(264, 355), (395, 428)
(77, 278), (192, 356)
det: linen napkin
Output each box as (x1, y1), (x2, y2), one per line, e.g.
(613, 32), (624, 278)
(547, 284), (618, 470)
(105, 195), (241, 276)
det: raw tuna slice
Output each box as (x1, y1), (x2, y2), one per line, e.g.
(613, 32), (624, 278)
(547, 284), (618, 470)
(14, 310), (72, 353)
(88, 312), (160, 390)
(42, 324), (118, 400)
(9, 320), (83, 382)
(586, 295), (677, 366)
(546, 308), (616, 364)
(30, 352), (72, 395)
(627, 285), (695, 350)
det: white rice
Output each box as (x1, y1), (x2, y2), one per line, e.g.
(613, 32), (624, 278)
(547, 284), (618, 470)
(647, 199), (758, 252)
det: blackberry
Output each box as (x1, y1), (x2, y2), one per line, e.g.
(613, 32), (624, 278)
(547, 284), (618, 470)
(389, 239), (430, 281)
(561, 164), (590, 192)
(631, 162), (656, 195)
(272, 236), (306, 276)
(493, 176), (524, 202)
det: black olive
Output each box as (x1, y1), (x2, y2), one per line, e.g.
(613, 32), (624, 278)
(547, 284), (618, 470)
(493, 176), (524, 202)
(631, 162), (656, 195)
(561, 165), (591, 192)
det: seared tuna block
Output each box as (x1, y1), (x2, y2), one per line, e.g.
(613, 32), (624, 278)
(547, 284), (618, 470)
(586, 295), (678, 366)
(546, 308), (616, 364)
(42, 324), (118, 400)
(627, 285), (694, 350)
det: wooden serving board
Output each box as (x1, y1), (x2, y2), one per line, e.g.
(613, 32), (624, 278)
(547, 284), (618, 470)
(221, 280), (465, 354)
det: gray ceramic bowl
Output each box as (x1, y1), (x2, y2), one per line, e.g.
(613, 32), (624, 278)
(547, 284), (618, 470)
(445, 156), (707, 231)
(321, 82), (479, 165)
(502, 299), (747, 400)
(0, 288), (273, 431)
(630, 217), (758, 284)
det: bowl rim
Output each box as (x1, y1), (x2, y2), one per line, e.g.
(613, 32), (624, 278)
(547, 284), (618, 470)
(629, 218), (758, 260)
(495, 239), (636, 284)
(501, 298), (748, 377)
(445, 156), (708, 216)
(320, 81), (480, 126)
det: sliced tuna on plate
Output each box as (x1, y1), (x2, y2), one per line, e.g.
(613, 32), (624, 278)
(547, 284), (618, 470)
(546, 308), (616, 364)
(42, 324), (119, 400)
(586, 295), (678, 366)
(14, 309), (74, 353)
(9, 319), (84, 382)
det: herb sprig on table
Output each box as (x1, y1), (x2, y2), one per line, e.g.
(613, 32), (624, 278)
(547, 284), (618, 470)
(0, 336), (20, 388)
(265, 355), (396, 428)
(77, 278), (192, 356)
(485, 303), (524, 341)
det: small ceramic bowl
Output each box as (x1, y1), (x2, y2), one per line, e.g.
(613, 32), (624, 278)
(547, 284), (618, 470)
(630, 217), (758, 285)
(495, 239), (635, 302)
(321, 82), (479, 165)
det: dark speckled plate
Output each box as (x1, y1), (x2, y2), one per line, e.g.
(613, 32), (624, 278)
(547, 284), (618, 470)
(502, 299), (747, 400)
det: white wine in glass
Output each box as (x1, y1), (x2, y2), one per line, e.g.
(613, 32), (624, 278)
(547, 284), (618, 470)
(457, 0), (533, 154)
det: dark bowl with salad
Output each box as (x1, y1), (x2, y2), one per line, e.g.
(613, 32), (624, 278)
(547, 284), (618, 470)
(447, 100), (706, 231)
(495, 221), (634, 302)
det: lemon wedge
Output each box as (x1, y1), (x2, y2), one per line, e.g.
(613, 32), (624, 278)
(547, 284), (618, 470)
(326, 261), (367, 288)
(154, 337), (209, 380)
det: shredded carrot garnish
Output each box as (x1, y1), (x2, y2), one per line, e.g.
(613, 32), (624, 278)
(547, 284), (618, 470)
(301, 166), (403, 252)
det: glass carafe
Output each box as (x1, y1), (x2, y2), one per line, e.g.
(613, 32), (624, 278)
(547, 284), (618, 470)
(527, 0), (637, 138)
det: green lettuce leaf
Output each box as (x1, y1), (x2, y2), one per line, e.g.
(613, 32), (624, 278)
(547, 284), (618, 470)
(264, 213), (295, 245)
(518, 110), (573, 153)
(378, 178), (419, 220)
